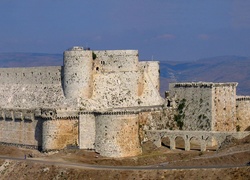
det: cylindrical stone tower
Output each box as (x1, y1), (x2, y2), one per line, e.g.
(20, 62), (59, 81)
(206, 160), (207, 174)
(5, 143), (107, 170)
(63, 46), (93, 100)
(95, 113), (142, 157)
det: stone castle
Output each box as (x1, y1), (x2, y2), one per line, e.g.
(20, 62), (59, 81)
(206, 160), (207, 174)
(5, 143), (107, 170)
(0, 47), (249, 157)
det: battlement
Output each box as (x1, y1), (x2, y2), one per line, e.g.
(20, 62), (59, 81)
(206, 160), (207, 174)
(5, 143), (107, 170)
(0, 109), (38, 121)
(0, 66), (61, 84)
(236, 96), (250, 101)
(171, 82), (238, 88)
(67, 46), (90, 51)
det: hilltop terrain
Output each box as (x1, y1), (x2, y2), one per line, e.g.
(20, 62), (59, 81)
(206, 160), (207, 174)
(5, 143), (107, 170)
(0, 53), (250, 96)
(0, 135), (249, 179)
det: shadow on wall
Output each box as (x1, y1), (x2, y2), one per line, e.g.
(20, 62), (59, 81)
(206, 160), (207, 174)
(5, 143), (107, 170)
(245, 126), (250, 131)
(35, 118), (43, 151)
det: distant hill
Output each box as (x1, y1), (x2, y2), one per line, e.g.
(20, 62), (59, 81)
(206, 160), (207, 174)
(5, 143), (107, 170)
(159, 56), (250, 96)
(0, 53), (62, 67)
(0, 53), (249, 96)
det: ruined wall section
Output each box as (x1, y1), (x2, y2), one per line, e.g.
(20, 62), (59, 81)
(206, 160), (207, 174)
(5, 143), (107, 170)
(95, 113), (141, 157)
(169, 83), (213, 131)
(42, 118), (78, 151)
(236, 96), (250, 131)
(0, 66), (65, 109)
(212, 83), (237, 131)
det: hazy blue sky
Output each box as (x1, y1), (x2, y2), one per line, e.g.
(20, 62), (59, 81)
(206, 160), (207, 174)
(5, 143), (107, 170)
(0, 0), (250, 61)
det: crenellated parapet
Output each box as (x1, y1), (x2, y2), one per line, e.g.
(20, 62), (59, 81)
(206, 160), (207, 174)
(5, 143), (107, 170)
(172, 82), (238, 88)
(0, 108), (40, 121)
(236, 96), (250, 101)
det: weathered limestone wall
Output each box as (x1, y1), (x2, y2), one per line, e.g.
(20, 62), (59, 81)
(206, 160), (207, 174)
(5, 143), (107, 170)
(90, 72), (139, 109)
(63, 46), (93, 100)
(236, 96), (250, 131)
(169, 83), (213, 131)
(138, 62), (164, 106)
(138, 108), (176, 143)
(212, 83), (237, 131)
(95, 113), (141, 157)
(0, 116), (42, 148)
(77, 50), (164, 109)
(85, 50), (139, 109)
(93, 50), (139, 72)
(0, 66), (65, 109)
(139, 61), (160, 91)
(42, 119), (78, 151)
(0, 66), (61, 84)
(79, 113), (95, 149)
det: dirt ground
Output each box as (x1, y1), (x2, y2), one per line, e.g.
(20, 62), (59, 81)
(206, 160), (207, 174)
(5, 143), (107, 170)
(0, 135), (250, 179)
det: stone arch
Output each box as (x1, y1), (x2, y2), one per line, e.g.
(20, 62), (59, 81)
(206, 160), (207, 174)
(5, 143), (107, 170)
(175, 136), (185, 150)
(189, 136), (200, 150)
(161, 136), (171, 149)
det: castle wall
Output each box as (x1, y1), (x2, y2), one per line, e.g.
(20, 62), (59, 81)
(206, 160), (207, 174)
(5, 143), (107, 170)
(84, 50), (139, 109)
(42, 119), (78, 151)
(211, 83), (237, 131)
(93, 50), (139, 72)
(139, 61), (160, 91)
(91, 71), (139, 109)
(137, 61), (164, 106)
(74, 49), (164, 109)
(0, 116), (42, 148)
(169, 83), (213, 131)
(236, 96), (250, 131)
(0, 66), (61, 84)
(79, 113), (95, 149)
(138, 108), (176, 143)
(95, 113), (141, 157)
(0, 66), (65, 109)
(63, 47), (93, 100)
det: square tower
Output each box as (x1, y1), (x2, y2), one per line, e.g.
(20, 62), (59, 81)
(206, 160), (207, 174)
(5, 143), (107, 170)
(169, 82), (237, 131)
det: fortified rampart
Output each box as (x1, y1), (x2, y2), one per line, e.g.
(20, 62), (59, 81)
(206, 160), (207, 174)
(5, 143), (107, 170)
(0, 47), (249, 158)
(0, 66), (65, 109)
(236, 96), (250, 131)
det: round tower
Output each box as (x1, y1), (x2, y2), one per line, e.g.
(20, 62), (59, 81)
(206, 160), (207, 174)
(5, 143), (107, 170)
(95, 113), (142, 157)
(63, 46), (93, 100)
